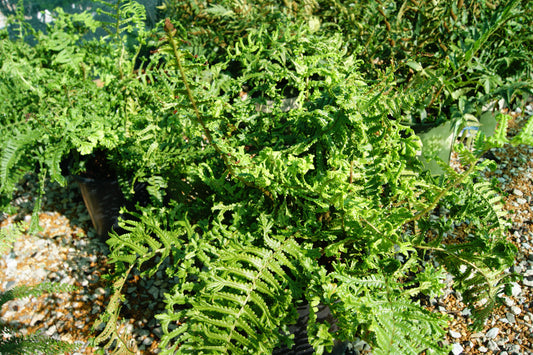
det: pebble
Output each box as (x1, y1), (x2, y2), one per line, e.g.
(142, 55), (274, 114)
(148, 285), (160, 298)
(452, 343), (464, 355)
(516, 197), (527, 205)
(503, 297), (515, 307)
(513, 188), (524, 196)
(510, 306), (521, 315)
(506, 312), (516, 323)
(485, 327), (499, 339)
(449, 330), (462, 339)
(30, 313), (46, 326)
(45, 325), (58, 337)
(510, 282), (522, 297)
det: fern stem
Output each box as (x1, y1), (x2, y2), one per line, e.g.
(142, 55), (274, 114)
(405, 161), (477, 224)
(164, 19), (274, 202)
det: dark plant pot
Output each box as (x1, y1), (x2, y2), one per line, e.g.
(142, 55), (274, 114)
(75, 175), (125, 240)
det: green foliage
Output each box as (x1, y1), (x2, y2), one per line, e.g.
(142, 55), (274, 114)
(1, 1), (532, 354)
(162, 230), (312, 353)
(90, 17), (530, 353)
(313, 0), (532, 126)
(0, 331), (79, 355)
(91, 264), (138, 355)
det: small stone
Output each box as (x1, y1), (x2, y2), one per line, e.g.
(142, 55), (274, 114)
(452, 343), (464, 355)
(45, 325), (58, 337)
(505, 344), (521, 353)
(487, 340), (500, 352)
(513, 189), (524, 197)
(449, 330), (462, 339)
(516, 197), (527, 205)
(478, 346), (488, 353)
(511, 306), (522, 315)
(148, 286), (159, 298)
(485, 327), (499, 339)
(138, 329), (150, 338)
(461, 308), (472, 317)
(30, 313), (45, 326)
(153, 326), (163, 338)
(523, 279), (533, 287)
(503, 297), (515, 307)
(510, 282), (522, 297)
(506, 312), (516, 323)
(143, 337), (153, 346)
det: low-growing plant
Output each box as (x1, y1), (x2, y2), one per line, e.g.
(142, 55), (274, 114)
(1, 1), (532, 354)
(94, 17), (532, 354)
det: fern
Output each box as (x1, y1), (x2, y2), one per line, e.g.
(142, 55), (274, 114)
(0, 331), (79, 355)
(158, 226), (312, 354)
(94, 0), (147, 40)
(92, 264), (138, 355)
(92, 0), (148, 77)
(0, 282), (78, 309)
(435, 245), (514, 330)
(330, 272), (451, 355)
(0, 129), (41, 195)
(0, 221), (25, 255)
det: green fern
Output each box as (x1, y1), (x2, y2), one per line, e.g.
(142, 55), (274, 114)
(0, 129), (41, 195)
(0, 221), (25, 255)
(158, 226), (311, 354)
(92, 0), (148, 77)
(434, 241), (516, 330)
(94, 0), (147, 39)
(0, 331), (79, 355)
(0, 282), (78, 309)
(92, 264), (138, 355)
(330, 271), (451, 355)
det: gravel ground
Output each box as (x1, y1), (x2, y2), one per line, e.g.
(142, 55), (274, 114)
(1, 100), (532, 354)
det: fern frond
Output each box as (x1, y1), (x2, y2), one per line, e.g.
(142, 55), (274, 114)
(163, 233), (309, 354)
(108, 208), (191, 277)
(94, 0), (146, 38)
(0, 129), (41, 194)
(454, 180), (508, 238)
(92, 264), (137, 355)
(0, 221), (26, 255)
(511, 115), (533, 146)
(331, 271), (450, 355)
(0, 282), (78, 308)
(435, 245), (513, 330)
(0, 328), (79, 355)
(0, 280), (79, 355)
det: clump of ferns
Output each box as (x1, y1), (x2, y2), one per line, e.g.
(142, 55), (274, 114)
(93, 17), (531, 355)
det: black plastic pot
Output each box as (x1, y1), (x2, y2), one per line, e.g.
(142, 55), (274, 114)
(75, 175), (125, 240)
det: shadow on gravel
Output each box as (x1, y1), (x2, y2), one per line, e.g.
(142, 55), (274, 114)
(1, 173), (169, 354)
